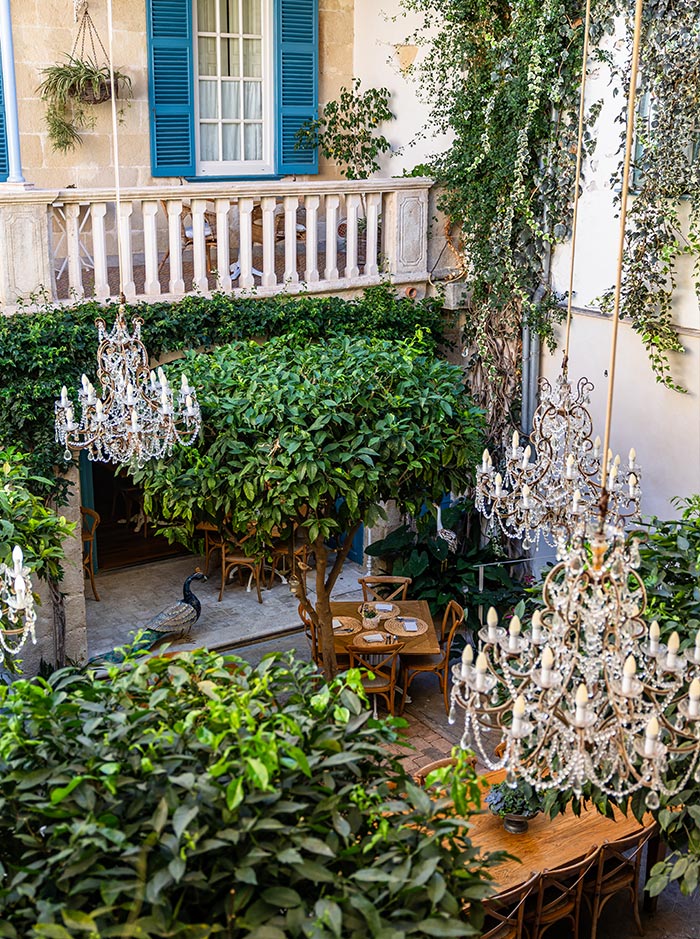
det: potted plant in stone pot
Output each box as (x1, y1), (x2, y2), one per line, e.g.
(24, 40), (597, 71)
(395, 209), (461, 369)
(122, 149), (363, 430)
(485, 777), (544, 834)
(38, 55), (132, 153)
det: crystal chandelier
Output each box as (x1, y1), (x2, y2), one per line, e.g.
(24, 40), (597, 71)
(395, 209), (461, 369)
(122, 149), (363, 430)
(54, 0), (201, 467)
(452, 0), (700, 804)
(450, 519), (700, 804)
(55, 308), (201, 467)
(474, 0), (641, 548)
(474, 372), (642, 548)
(0, 546), (38, 663)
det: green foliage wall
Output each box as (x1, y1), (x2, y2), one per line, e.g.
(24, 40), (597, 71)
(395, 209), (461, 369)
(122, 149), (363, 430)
(0, 286), (446, 496)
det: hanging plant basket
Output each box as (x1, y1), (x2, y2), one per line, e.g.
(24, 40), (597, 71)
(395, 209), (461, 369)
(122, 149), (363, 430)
(77, 79), (113, 105)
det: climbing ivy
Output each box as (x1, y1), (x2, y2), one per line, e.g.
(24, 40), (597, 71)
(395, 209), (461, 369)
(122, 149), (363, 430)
(400, 0), (589, 440)
(597, 0), (700, 391)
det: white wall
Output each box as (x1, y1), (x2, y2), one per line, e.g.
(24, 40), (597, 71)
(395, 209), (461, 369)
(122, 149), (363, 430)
(543, 40), (700, 520)
(352, 0), (451, 176)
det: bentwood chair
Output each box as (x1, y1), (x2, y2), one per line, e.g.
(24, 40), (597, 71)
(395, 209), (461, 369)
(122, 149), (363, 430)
(159, 200), (218, 275)
(358, 575), (412, 602)
(218, 523), (263, 603)
(81, 507), (101, 602)
(268, 525), (310, 587)
(481, 871), (541, 939)
(298, 602), (319, 664)
(413, 753), (476, 788)
(399, 599), (465, 715)
(584, 824), (658, 939)
(525, 847), (599, 939)
(347, 640), (404, 715)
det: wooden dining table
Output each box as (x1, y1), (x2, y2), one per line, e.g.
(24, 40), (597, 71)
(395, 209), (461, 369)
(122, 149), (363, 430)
(472, 770), (661, 905)
(329, 600), (441, 656)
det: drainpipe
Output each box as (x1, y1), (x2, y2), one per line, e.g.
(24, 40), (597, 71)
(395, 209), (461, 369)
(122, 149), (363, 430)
(0, 0), (25, 184)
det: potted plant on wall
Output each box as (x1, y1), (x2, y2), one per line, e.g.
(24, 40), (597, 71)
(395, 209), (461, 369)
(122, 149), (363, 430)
(38, 55), (132, 153)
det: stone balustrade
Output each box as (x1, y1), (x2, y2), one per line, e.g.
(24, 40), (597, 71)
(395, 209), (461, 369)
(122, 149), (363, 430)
(0, 178), (433, 309)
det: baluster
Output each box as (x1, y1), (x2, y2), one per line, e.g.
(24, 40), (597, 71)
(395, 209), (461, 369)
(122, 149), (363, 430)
(65, 203), (84, 299)
(304, 194), (320, 283)
(215, 198), (231, 292)
(191, 199), (209, 292)
(283, 195), (299, 285)
(364, 192), (381, 277)
(344, 193), (361, 279)
(142, 201), (161, 297)
(90, 202), (109, 300)
(238, 197), (255, 289)
(117, 201), (136, 298)
(324, 194), (340, 281)
(261, 196), (277, 287)
(166, 199), (185, 295)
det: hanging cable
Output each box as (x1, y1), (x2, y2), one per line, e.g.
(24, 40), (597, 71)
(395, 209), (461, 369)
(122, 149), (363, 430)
(105, 0), (125, 305)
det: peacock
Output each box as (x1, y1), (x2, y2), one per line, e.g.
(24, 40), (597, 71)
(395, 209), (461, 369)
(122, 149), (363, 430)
(88, 571), (206, 666)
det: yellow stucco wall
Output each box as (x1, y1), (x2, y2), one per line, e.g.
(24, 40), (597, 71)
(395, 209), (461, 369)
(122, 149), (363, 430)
(10, 0), (353, 188)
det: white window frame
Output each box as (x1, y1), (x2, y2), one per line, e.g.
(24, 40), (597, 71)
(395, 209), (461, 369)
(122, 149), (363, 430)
(193, 0), (275, 177)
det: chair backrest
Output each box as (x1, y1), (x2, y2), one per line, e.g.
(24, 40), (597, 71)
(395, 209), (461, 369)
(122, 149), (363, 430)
(358, 576), (412, 602)
(160, 199), (216, 244)
(347, 641), (403, 686)
(594, 825), (657, 894)
(532, 847), (599, 923)
(297, 602), (320, 663)
(80, 506), (100, 539)
(482, 871), (540, 939)
(440, 599), (465, 649)
(221, 522), (259, 559)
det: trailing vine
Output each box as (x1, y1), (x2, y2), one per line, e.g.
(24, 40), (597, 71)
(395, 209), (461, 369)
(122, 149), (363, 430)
(597, 0), (700, 391)
(400, 0), (589, 442)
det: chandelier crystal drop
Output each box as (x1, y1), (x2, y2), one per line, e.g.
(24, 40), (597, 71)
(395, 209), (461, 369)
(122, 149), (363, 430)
(0, 546), (38, 663)
(449, 517), (700, 803)
(55, 307), (201, 467)
(474, 372), (642, 547)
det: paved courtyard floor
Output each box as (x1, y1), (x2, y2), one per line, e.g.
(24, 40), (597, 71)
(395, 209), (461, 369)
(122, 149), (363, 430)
(86, 554), (700, 938)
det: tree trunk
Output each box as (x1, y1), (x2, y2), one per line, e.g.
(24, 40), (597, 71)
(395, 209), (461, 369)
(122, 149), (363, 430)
(48, 577), (66, 669)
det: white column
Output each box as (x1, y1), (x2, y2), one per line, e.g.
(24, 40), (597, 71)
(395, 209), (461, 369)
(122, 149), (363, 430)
(344, 193), (361, 279)
(260, 196), (277, 287)
(90, 202), (110, 300)
(364, 192), (381, 276)
(324, 194), (340, 281)
(304, 194), (320, 283)
(238, 197), (254, 288)
(215, 198), (231, 292)
(191, 198), (209, 292)
(167, 199), (185, 295)
(283, 195), (299, 285)
(142, 200), (161, 296)
(0, 0), (25, 184)
(65, 204), (84, 299)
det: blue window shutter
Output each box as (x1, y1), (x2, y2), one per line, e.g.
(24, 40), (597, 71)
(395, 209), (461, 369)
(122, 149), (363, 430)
(146, 0), (195, 177)
(276, 0), (318, 176)
(0, 48), (9, 182)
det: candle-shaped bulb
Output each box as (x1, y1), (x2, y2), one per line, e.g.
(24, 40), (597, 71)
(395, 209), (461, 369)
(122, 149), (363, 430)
(666, 631), (680, 668)
(689, 678), (700, 718)
(649, 620), (660, 654)
(461, 644), (473, 678)
(531, 609), (542, 641)
(644, 716), (660, 756)
(522, 483), (531, 509)
(614, 453), (621, 467)
(181, 372), (190, 393)
(513, 695), (526, 720)
(12, 545), (23, 574)
(96, 399), (104, 418)
(566, 454), (575, 479)
(60, 385), (69, 407)
(542, 646), (554, 670)
(622, 655), (636, 694)
(81, 374), (89, 392)
(475, 651), (488, 692)
(161, 385), (169, 411)
(157, 366), (166, 385)
(65, 406), (74, 425)
(575, 683), (588, 707)
(481, 448), (490, 472)
(494, 473), (503, 497)
(572, 488), (581, 513)
(629, 472), (637, 497)
(522, 445), (531, 469)
(185, 393), (194, 414)
(512, 430), (519, 452)
(629, 447), (636, 468)
(509, 615), (521, 636)
(14, 575), (26, 605)
(487, 607), (498, 629)
(609, 463), (618, 483)
(593, 435), (601, 456)
(150, 370), (157, 388)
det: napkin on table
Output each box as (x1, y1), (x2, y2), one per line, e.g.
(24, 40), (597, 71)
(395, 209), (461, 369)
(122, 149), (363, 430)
(399, 618), (418, 631)
(375, 603), (393, 611)
(363, 633), (384, 643)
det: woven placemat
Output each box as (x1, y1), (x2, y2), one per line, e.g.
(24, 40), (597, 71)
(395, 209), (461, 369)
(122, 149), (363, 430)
(332, 616), (362, 636)
(384, 616), (429, 638)
(357, 602), (399, 622)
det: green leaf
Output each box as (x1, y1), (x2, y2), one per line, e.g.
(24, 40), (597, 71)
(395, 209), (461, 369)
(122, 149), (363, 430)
(261, 886), (303, 908)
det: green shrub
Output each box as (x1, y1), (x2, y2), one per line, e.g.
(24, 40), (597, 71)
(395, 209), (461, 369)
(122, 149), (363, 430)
(0, 650), (500, 937)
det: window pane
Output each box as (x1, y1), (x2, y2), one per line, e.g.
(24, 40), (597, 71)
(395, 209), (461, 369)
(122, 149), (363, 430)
(220, 37), (240, 76)
(197, 0), (217, 31)
(243, 81), (261, 119)
(242, 0), (261, 34)
(198, 37), (217, 76)
(244, 123), (262, 160)
(243, 38), (262, 77)
(218, 0), (239, 33)
(200, 123), (219, 161)
(222, 80), (240, 119)
(199, 80), (218, 119)
(223, 123), (241, 161)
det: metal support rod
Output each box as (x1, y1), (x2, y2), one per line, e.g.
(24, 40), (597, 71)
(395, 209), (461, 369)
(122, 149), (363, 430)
(0, 0), (25, 184)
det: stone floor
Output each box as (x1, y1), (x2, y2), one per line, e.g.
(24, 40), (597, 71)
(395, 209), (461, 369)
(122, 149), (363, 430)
(86, 554), (700, 937)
